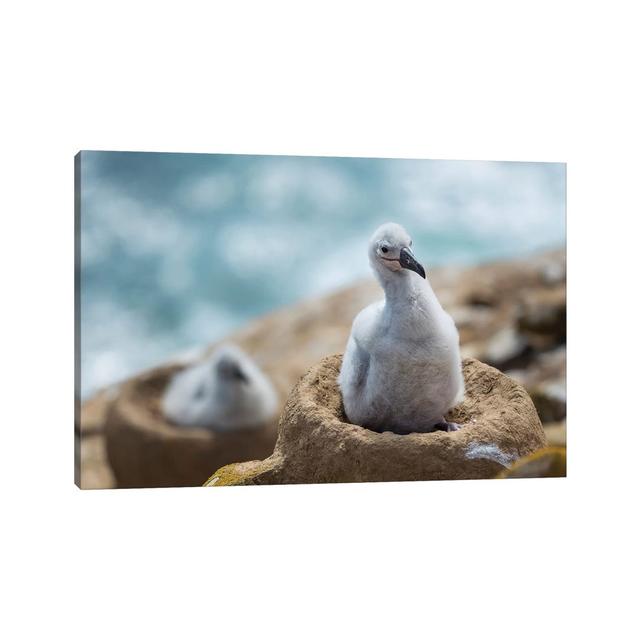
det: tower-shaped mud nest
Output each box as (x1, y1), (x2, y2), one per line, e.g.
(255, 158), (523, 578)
(105, 364), (279, 488)
(206, 356), (547, 485)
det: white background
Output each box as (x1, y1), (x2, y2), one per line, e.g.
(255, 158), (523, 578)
(1, 1), (639, 638)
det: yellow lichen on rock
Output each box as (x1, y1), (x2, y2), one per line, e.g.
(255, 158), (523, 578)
(497, 446), (566, 478)
(204, 458), (280, 486)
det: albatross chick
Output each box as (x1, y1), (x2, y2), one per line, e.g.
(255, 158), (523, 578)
(338, 223), (464, 433)
(162, 344), (278, 431)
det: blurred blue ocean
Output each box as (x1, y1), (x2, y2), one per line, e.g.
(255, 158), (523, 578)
(79, 152), (565, 397)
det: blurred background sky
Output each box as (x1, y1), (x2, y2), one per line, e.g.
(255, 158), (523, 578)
(78, 151), (565, 398)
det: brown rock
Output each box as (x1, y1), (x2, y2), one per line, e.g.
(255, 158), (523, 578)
(517, 286), (566, 348)
(530, 379), (566, 423)
(76, 432), (116, 490)
(479, 326), (530, 370)
(544, 422), (567, 447)
(78, 388), (118, 435)
(75, 388), (119, 488)
(104, 364), (279, 488)
(505, 346), (566, 391)
(205, 356), (547, 486)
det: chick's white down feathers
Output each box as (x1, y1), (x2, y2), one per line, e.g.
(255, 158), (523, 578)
(162, 344), (278, 431)
(338, 223), (464, 433)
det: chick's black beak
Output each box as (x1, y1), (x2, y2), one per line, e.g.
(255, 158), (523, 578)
(232, 366), (249, 383)
(399, 247), (426, 279)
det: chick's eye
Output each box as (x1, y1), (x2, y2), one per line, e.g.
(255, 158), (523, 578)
(381, 246), (388, 253)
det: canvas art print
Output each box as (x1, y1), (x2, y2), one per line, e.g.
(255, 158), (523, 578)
(75, 151), (566, 489)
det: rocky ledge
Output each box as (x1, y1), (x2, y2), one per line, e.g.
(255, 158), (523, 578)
(79, 248), (565, 488)
(205, 355), (547, 486)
